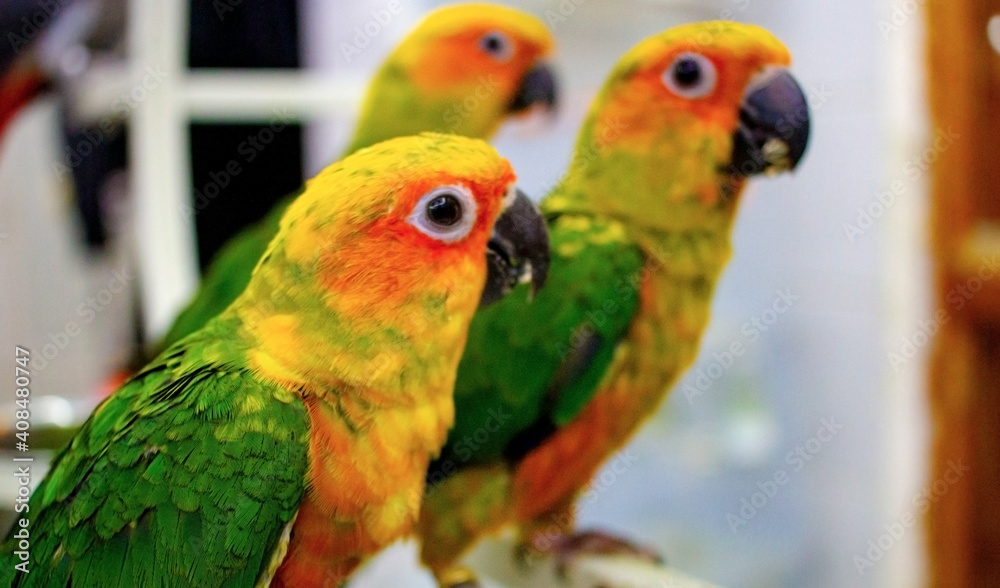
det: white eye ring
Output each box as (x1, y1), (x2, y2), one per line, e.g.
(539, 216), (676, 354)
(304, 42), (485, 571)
(408, 185), (477, 243)
(480, 30), (514, 62)
(662, 52), (718, 99)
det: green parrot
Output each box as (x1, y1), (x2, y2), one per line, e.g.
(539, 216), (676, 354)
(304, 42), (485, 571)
(157, 3), (556, 353)
(1, 133), (550, 588)
(417, 21), (812, 582)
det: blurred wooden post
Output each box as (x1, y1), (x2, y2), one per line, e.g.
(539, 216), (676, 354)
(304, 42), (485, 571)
(926, 1), (1000, 586)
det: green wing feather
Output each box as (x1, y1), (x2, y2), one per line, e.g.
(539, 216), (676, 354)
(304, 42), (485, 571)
(1, 321), (309, 587)
(434, 214), (645, 468)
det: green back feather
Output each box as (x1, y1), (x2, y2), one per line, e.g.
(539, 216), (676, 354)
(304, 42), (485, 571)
(434, 214), (644, 467)
(433, 39), (742, 469)
(1, 318), (309, 587)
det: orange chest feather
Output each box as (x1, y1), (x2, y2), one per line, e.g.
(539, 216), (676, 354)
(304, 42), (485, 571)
(275, 393), (453, 586)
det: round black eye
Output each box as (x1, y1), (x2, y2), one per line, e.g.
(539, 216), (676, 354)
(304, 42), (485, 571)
(409, 185), (476, 241)
(426, 194), (462, 226)
(479, 31), (512, 61)
(662, 53), (717, 99)
(483, 34), (503, 53)
(672, 57), (702, 88)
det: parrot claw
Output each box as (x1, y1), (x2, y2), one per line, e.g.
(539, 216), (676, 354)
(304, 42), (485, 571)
(437, 565), (483, 588)
(519, 529), (664, 578)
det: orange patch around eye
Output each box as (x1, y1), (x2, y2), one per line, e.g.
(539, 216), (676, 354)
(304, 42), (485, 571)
(314, 174), (505, 307)
(591, 53), (758, 153)
(405, 33), (538, 98)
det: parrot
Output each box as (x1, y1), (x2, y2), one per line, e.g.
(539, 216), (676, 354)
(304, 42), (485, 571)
(0, 132), (551, 588)
(416, 21), (812, 584)
(156, 3), (557, 353)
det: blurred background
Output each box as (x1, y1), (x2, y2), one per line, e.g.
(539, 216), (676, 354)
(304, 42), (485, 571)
(2, 1), (998, 587)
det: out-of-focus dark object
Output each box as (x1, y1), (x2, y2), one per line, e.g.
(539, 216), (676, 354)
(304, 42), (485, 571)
(1, 0), (131, 251)
(927, 2), (1000, 586)
(0, 0), (52, 71)
(0, 0), (56, 142)
(53, 0), (128, 251)
(186, 0), (304, 269)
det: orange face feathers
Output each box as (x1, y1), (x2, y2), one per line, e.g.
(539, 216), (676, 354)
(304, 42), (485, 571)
(274, 133), (515, 308)
(548, 21), (809, 232)
(396, 3), (553, 92)
(591, 21), (794, 148)
(344, 3), (558, 152)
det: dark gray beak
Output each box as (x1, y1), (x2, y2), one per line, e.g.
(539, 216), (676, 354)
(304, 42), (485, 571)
(508, 63), (559, 113)
(480, 189), (550, 307)
(727, 68), (811, 176)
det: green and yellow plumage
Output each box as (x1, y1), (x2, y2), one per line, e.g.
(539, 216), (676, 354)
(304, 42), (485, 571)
(158, 4), (554, 352)
(419, 21), (808, 573)
(7, 317), (309, 588)
(2, 133), (522, 588)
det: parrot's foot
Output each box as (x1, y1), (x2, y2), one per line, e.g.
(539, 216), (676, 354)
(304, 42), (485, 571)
(436, 565), (482, 588)
(519, 529), (664, 577)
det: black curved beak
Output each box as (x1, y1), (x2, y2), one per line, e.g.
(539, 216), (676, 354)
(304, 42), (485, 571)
(508, 62), (559, 114)
(480, 189), (550, 307)
(727, 68), (811, 176)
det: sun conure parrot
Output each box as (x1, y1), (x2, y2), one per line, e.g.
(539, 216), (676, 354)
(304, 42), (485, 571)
(416, 21), (812, 583)
(155, 3), (557, 354)
(0, 133), (550, 588)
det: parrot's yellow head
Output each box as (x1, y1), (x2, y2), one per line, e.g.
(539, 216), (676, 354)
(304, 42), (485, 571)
(239, 133), (549, 391)
(600, 22), (792, 138)
(348, 4), (558, 152)
(550, 21), (811, 228)
(282, 134), (518, 308)
(593, 21), (809, 174)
